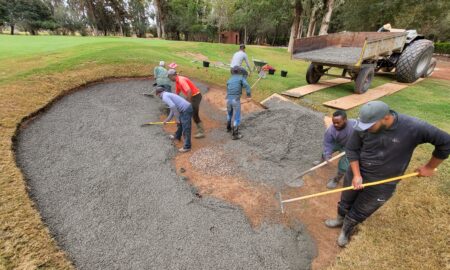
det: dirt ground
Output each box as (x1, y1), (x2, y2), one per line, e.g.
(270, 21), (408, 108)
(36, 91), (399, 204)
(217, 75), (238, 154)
(170, 85), (342, 270)
(431, 58), (450, 81)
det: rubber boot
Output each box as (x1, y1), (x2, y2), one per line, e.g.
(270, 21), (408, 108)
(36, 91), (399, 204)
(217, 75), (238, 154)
(194, 122), (205, 138)
(232, 126), (243, 140)
(325, 214), (344, 228)
(226, 121), (232, 132)
(326, 172), (345, 189)
(337, 216), (359, 247)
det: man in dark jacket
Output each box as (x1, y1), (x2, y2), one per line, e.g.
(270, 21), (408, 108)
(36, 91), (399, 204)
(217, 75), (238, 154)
(325, 101), (450, 247)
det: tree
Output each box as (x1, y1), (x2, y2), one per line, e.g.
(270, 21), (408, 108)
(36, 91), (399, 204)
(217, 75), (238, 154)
(318, 0), (334, 35)
(288, 0), (303, 53)
(0, 0), (55, 35)
(129, 0), (150, 37)
(153, 0), (167, 38)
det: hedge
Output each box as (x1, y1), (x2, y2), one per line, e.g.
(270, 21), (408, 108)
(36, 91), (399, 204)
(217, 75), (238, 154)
(434, 42), (450, 55)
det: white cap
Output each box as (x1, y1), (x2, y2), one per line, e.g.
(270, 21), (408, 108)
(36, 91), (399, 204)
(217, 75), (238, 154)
(159, 61), (165, 66)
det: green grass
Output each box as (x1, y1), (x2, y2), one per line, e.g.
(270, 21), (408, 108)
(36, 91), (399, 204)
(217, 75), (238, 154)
(0, 34), (449, 270)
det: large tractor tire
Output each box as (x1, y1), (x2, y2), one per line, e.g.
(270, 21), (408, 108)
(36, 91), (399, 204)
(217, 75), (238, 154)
(421, 57), (437, 78)
(396, 40), (434, 83)
(306, 64), (323, 84)
(354, 67), (374, 94)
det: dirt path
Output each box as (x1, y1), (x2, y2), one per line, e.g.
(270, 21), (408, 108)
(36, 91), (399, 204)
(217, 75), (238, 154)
(172, 85), (342, 270)
(14, 80), (315, 270)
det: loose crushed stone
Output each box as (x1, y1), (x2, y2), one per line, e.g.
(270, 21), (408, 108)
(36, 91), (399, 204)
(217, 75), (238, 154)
(15, 80), (315, 270)
(190, 146), (237, 176)
(293, 47), (362, 66)
(223, 97), (325, 189)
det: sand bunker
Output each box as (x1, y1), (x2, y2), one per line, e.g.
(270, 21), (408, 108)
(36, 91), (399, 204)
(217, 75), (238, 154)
(14, 80), (315, 269)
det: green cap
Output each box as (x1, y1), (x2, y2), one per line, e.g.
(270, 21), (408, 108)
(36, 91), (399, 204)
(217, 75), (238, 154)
(354, 101), (390, 131)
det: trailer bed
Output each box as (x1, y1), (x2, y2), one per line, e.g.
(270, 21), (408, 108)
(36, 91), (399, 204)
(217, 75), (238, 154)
(293, 47), (362, 66)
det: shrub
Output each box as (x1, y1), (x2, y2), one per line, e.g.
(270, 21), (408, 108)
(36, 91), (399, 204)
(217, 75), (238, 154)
(434, 42), (450, 55)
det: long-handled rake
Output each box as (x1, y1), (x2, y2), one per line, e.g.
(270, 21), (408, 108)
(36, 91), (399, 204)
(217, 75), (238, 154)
(140, 121), (176, 127)
(286, 152), (346, 188)
(279, 172), (421, 213)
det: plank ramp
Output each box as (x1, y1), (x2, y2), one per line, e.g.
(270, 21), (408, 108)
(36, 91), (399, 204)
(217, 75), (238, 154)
(282, 78), (349, 98)
(323, 79), (424, 110)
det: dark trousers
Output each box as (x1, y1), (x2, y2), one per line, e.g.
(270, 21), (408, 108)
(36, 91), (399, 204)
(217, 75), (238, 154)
(337, 169), (396, 223)
(191, 93), (202, 124)
(175, 106), (193, 149)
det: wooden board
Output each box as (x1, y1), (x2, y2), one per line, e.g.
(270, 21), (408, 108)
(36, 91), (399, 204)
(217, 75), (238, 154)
(281, 78), (350, 98)
(323, 79), (423, 110)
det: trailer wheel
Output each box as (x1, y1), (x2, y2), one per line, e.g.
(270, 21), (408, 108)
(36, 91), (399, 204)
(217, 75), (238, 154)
(306, 64), (323, 84)
(354, 67), (374, 94)
(396, 40), (434, 83)
(421, 57), (437, 78)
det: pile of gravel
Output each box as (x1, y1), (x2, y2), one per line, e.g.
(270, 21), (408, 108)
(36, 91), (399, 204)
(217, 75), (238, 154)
(223, 99), (325, 189)
(190, 146), (237, 176)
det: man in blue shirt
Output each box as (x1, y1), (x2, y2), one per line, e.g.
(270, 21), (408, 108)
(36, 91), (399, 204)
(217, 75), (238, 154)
(321, 110), (356, 189)
(155, 87), (193, 152)
(226, 69), (251, 140)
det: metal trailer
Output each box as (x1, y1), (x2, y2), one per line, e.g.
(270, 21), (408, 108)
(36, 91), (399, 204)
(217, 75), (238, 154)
(291, 32), (408, 94)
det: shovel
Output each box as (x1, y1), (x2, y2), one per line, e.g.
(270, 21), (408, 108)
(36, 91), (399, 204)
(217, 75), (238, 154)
(279, 171), (421, 213)
(286, 152), (346, 188)
(141, 121), (176, 127)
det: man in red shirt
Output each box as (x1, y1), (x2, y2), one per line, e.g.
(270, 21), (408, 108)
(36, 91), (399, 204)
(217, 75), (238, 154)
(168, 69), (205, 138)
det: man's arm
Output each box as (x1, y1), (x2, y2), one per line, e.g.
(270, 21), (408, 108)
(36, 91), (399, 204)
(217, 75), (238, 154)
(415, 120), (450, 176)
(322, 128), (335, 160)
(345, 130), (364, 189)
(162, 96), (179, 123)
(242, 77), (251, 97)
(244, 54), (251, 71)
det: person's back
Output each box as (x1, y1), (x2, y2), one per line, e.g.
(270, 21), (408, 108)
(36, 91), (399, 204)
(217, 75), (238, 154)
(227, 74), (250, 98)
(154, 64), (172, 88)
(230, 50), (248, 68)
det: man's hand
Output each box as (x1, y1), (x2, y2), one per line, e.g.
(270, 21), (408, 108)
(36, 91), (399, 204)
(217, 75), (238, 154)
(416, 164), (435, 177)
(163, 121), (167, 125)
(352, 175), (363, 190)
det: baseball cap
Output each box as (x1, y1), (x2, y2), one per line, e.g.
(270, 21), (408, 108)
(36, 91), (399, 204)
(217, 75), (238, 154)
(354, 101), (390, 131)
(167, 69), (177, 76)
(155, 86), (165, 94)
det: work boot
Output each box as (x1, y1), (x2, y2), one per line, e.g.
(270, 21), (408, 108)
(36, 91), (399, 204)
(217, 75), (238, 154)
(194, 122), (205, 138)
(325, 214), (344, 228)
(232, 126), (243, 140)
(337, 216), (359, 247)
(178, 147), (191, 153)
(226, 121), (232, 132)
(326, 172), (345, 189)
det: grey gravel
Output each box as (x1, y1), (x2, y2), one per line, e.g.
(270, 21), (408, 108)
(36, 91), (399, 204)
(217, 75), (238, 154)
(15, 80), (315, 270)
(189, 146), (237, 176)
(293, 47), (362, 66)
(223, 97), (325, 189)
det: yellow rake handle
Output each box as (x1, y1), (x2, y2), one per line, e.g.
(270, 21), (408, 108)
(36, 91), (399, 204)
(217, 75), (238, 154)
(282, 172), (420, 204)
(143, 121), (177, 125)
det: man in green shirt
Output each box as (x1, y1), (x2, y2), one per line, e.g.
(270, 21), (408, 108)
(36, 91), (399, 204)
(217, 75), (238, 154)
(153, 61), (172, 92)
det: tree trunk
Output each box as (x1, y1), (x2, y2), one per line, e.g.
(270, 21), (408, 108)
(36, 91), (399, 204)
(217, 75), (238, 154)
(319, 0), (334, 35)
(10, 24), (14, 35)
(297, 16), (304, 38)
(306, 6), (317, 37)
(288, 0), (303, 53)
(155, 0), (166, 39)
(244, 26), (247, 44)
